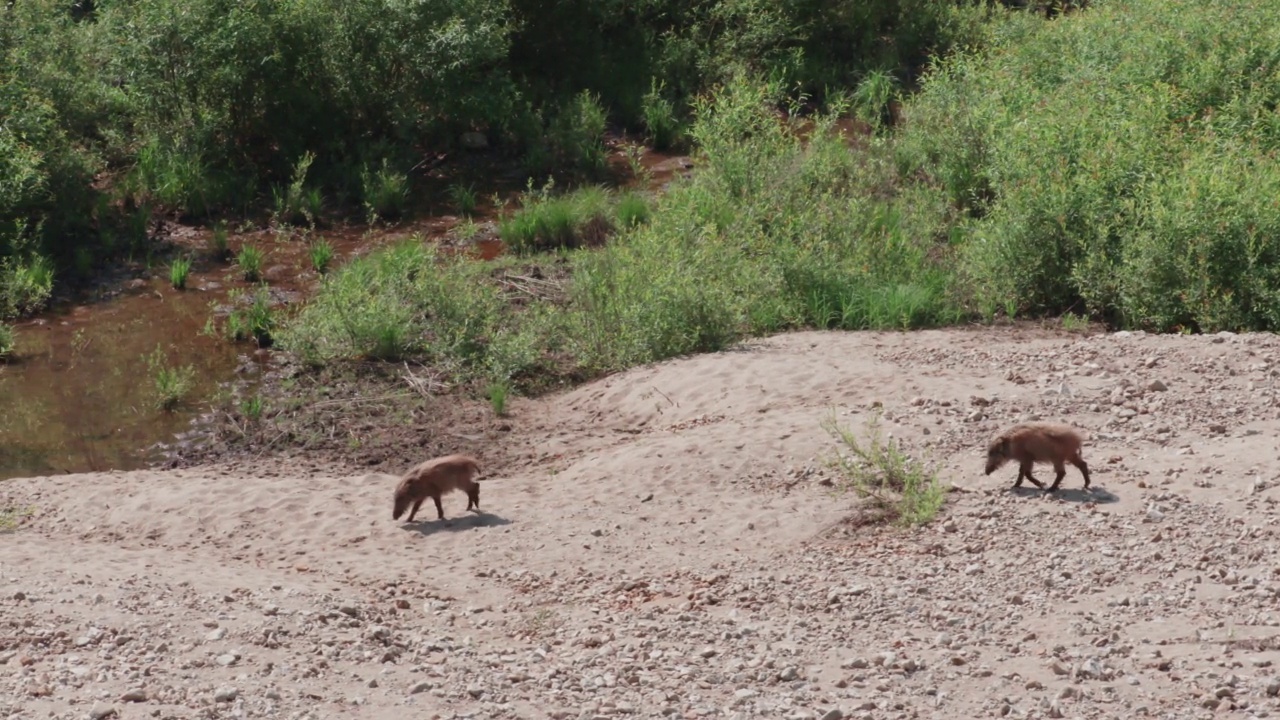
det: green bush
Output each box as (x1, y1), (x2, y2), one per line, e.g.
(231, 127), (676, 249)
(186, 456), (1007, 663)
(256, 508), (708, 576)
(284, 75), (964, 383)
(0, 252), (56, 320)
(279, 239), (515, 370)
(896, 0), (1280, 331)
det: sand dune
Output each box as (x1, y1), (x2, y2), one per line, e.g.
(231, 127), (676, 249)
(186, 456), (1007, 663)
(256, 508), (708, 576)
(5, 327), (1280, 718)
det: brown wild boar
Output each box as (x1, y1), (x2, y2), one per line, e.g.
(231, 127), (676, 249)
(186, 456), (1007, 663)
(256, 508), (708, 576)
(392, 454), (483, 522)
(984, 421), (1091, 492)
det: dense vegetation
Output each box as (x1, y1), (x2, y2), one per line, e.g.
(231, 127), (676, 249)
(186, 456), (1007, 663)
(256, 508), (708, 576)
(0, 0), (993, 318)
(8, 0), (1280, 403)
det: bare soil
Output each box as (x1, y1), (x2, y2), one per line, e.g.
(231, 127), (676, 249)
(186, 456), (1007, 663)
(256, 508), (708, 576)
(5, 325), (1280, 719)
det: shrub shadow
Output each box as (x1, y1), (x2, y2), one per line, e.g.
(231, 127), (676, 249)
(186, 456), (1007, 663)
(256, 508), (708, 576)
(1009, 485), (1119, 504)
(400, 510), (512, 536)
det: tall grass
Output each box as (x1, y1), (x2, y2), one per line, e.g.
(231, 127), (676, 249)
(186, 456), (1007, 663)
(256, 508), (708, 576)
(499, 183), (642, 254)
(362, 159), (410, 222)
(169, 256), (192, 289)
(236, 245), (264, 282)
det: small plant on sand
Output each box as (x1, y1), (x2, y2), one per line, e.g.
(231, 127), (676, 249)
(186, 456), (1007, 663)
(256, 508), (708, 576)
(0, 322), (14, 361)
(208, 220), (231, 261)
(820, 409), (946, 527)
(1061, 311), (1090, 332)
(0, 505), (32, 533)
(236, 244), (264, 282)
(169, 256), (192, 290)
(486, 379), (510, 416)
(145, 344), (197, 411)
(449, 183), (479, 217)
(240, 393), (264, 421)
(309, 239), (334, 275)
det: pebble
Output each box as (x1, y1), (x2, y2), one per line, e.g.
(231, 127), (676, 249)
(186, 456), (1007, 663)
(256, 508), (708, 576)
(213, 687), (239, 703)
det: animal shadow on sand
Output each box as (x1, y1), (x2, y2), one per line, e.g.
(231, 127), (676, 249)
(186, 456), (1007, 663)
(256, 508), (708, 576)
(400, 511), (512, 537)
(1009, 485), (1119, 504)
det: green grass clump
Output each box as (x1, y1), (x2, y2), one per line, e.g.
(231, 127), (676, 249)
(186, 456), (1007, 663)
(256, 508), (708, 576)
(236, 245), (264, 282)
(448, 183), (478, 217)
(286, 240), (479, 360)
(820, 410), (947, 528)
(0, 322), (14, 360)
(207, 221), (231, 262)
(240, 394), (264, 421)
(169, 256), (192, 289)
(227, 286), (277, 347)
(145, 344), (197, 411)
(498, 184), (621, 254)
(614, 192), (651, 229)
(641, 80), (686, 151)
(362, 159), (410, 222)
(0, 253), (55, 320)
(486, 379), (510, 416)
(309, 239), (334, 275)
(0, 505), (32, 533)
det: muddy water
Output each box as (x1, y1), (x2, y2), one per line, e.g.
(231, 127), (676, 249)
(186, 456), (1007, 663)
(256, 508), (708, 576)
(0, 280), (247, 480)
(0, 145), (690, 481)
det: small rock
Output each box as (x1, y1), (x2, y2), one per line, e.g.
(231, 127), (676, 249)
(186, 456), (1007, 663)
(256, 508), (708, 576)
(120, 689), (147, 703)
(819, 710), (844, 720)
(216, 654), (237, 667)
(1147, 380), (1168, 392)
(88, 705), (117, 720)
(778, 666), (799, 681)
(205, 628), (226, 642)
(410, 681), (431, 694)
(213, 687), (238, 703)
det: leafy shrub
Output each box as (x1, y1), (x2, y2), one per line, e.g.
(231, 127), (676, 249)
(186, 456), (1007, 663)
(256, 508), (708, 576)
(0, 252), (55, 320)
(279, 239), (513, 370)
(896, 0), (1280, 331)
